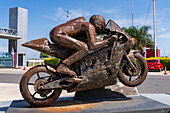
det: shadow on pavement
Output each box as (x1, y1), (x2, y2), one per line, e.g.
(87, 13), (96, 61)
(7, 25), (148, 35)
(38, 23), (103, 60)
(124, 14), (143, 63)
(6, 91), (131, 113)
(0, 107), (8, 112)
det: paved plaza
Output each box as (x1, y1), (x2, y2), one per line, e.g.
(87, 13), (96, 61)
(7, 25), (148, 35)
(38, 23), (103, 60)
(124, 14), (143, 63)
(0, 69), (170, 113)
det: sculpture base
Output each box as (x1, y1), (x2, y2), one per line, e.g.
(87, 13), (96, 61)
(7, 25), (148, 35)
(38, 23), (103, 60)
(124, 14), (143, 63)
(74, 83), (138, 101)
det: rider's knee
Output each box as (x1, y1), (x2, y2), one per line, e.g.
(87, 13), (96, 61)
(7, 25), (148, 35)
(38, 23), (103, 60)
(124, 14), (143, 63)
(50, 33), (66, 44)
(77, 41), (88, 55)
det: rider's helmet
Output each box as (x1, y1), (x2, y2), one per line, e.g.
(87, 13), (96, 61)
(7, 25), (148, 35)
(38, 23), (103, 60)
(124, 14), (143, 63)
(89, 15), (106, 35)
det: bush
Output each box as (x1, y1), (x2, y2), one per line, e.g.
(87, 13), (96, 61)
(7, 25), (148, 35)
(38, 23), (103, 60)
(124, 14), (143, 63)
(40, 52), (50, 58)
(44, 58), (61, 65)
(145, 57), (170, 70)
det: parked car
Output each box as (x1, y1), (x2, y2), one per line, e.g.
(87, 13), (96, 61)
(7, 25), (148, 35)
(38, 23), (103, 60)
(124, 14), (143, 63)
(147, 59), (163, 72)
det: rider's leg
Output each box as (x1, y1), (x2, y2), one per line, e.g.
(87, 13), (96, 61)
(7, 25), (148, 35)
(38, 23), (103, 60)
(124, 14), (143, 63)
(62, 40), (88, 65)
(50, 34), (88, 75)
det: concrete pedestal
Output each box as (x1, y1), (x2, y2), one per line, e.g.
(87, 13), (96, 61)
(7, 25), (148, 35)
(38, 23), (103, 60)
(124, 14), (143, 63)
(74, 83), (138, 101)
(74, 87), (126, 101)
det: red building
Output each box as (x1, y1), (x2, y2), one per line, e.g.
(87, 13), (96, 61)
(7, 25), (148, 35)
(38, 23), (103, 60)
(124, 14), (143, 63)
(146, 49), (160, 58)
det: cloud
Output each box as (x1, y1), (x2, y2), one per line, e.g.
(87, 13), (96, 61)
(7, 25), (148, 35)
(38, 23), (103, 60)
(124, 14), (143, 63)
(43, 7), (156, 39)
(44, 7), (124, 23)
(44, 7), (170, 39)
(44, 7), (66, 22)
(44, 7), (91, 23)
(156, 7), (170, 32)
(100, 9), (121, 15)
(0, 46), (8, 52)
(158, 32), (170, 40)
(69, 9), (90, 19)
(114, 18), (131, 28)
(113, 14), (153, 28)
(157, 8), (170, 17)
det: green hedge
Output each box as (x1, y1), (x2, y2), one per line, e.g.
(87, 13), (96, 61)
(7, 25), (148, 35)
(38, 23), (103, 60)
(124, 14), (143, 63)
(44, 58), (61, 65)
(145, 57), (170, 70)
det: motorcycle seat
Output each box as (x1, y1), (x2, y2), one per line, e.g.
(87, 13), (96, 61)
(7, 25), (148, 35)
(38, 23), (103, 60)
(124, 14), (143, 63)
(88, 45), (108, 54)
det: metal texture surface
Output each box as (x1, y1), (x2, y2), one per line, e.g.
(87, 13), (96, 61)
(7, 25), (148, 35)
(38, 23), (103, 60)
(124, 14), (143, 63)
(22, 37), (134, 92)
(20, 65), (62, 107)
(69, 38), (134, 92)
(118, 53), (148, 87)
(22, 15), (135, 92)
(49, 16), (116, 66)
(23, 15), (130, 75)
(22, 38), (73, 59)
(19, 15), (149, 107)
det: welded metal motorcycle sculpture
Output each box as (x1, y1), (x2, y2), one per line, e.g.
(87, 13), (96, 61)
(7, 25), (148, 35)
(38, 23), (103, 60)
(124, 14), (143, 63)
(20, 19), (148, 107)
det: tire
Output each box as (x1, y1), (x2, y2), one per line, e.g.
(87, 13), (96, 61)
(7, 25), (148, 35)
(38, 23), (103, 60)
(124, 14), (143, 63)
(20, 65), (62, 107)
(118, 53), (148, 87)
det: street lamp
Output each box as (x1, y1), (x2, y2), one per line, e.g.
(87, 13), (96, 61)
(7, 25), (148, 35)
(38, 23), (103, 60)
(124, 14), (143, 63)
(153, 0), (157, 57)
(67, 10), (69, 21)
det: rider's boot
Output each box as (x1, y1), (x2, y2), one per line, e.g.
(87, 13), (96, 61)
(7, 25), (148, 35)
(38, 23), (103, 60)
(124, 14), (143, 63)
(56, 63), (76, 76)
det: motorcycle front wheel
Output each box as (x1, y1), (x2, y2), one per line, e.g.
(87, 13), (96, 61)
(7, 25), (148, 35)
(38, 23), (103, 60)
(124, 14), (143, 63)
(118, 53), (148, 87)
(20, 65), (62, 107)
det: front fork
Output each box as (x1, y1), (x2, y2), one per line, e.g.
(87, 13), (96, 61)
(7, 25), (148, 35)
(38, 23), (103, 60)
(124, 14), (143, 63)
(123, 51), (137, 71)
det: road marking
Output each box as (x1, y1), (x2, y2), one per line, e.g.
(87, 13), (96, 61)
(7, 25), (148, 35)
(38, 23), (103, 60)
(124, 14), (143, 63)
(141, 93), (170, 106)
(0, 100), (12, 113)
(0, 83), (23, 101)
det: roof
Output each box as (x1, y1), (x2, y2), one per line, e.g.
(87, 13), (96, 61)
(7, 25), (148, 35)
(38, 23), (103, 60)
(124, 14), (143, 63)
(0, 34), (22, 40)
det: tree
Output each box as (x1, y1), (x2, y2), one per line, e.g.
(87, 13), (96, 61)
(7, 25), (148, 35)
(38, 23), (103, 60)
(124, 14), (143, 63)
(122, 26), (154, 54)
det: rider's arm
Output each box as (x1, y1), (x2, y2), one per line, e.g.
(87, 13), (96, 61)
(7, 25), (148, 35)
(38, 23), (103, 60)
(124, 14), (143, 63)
(82, 23), (115, 51)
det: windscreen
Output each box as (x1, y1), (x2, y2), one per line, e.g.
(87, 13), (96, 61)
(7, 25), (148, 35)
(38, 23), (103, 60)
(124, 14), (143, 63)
(147, 60), (158, 63)
(105, 19), (122, 31)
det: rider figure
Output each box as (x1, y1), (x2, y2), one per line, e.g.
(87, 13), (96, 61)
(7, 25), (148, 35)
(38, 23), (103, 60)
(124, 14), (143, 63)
(50, 15), (116, 76)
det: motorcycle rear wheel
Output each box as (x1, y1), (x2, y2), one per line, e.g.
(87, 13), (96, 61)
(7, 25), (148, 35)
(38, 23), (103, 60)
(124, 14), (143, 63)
(118, 53), (148, 87)
(20, 65), (62, 107)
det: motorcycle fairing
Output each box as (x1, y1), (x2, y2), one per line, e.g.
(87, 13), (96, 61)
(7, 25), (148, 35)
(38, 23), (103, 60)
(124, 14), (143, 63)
(22, 38), (75, 59)
(68, 38), (134, 92)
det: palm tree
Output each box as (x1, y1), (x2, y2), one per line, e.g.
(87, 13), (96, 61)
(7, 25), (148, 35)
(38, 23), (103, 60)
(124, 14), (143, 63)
(122, 26), (154, 54)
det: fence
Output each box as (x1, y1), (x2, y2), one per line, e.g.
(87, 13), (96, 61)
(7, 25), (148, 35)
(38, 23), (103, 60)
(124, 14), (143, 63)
(0, 28), (17, 35)
(0, 53), (45, 68)
(26, 60), (44, 67)
(0, 52), (14, 68)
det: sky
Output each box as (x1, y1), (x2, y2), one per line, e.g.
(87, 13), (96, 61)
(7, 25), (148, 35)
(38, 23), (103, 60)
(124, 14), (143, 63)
(0, 0), (170, 58)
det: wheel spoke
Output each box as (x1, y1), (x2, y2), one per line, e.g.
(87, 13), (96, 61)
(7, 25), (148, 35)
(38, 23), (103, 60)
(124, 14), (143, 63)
(28, 83), (34, 85)
(129, 76), (132, 81)
(37, 72), (40, 79)
(40, 76), (51, 79)
(32, 92), (38, 97)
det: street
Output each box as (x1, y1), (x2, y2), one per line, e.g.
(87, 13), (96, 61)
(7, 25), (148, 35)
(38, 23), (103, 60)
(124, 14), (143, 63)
(0, 73), (22, 84)
(137, 72), (170, 93)
(0, 69), (169, 93)
(0, 69), (26, 84)
(0, 69), (170, 113)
